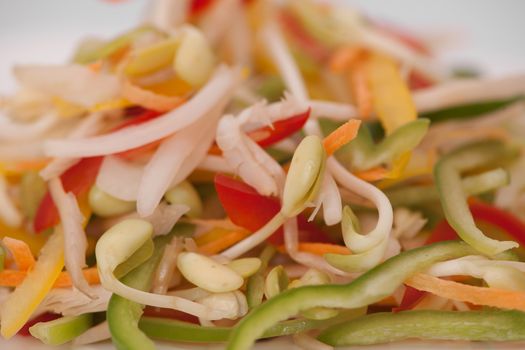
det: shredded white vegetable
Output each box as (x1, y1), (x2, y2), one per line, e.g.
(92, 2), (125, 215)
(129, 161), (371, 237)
(48, 178), (93, 298)
(0, 111), (58, 142)
(44, 66), (240, 158)
(0, 175), (22, 228)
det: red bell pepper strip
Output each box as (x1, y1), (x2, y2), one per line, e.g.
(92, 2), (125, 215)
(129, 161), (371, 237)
(33, 110), (161, 232)
(397, 200), (525, 311)
(278, 11), (331, 63)
(214, 174), (331, 246)
(209, 109), (310, 155)
(33, 157), (103, 232)
(252, 109), (310, 147)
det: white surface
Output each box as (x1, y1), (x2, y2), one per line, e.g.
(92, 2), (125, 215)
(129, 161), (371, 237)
(1, 0), (525, 349)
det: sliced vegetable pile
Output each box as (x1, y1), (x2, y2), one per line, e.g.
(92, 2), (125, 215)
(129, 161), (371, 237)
(1, 0), (525, 349)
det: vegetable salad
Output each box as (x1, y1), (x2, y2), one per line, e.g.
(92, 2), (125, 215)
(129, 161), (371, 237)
(1, 0), (525, 349)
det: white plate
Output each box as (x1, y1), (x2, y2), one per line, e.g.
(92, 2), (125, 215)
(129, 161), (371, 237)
(1, 0), (525, 349)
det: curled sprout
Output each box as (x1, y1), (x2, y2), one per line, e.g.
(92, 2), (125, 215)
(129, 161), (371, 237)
(96, 219), (224, 320)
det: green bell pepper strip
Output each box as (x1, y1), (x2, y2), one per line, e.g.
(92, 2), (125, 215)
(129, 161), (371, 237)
(107, 227), (186, 350)
(320, 119), (429, 171)
(113, 239), (154, 279)
(435, 140), (519, 256)
(246, 245), (276, 308)
(226, 240), (477, 350)
(139, 308), (365, 343)
(387, 167), (509, 207)
(318, 310), (525, 346)
(28, 314), (93, 346)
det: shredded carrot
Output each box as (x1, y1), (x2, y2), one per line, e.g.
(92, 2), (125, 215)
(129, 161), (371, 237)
(2, 237), (35, 271)
(323, 119), (361, 156)
(348, 60), (373, 118)
(329, 46), (365, 73)
(406, 273), (525, 311)
(0, 267), (100, 288)
(198, 230), (252, 255)
(87, 60), (103, 73)
(354, 166), (388, 182)
(277, 242), (351, 256)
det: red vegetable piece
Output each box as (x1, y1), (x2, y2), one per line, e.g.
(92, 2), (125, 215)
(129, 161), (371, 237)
(214, 174), (331, 245)
(393, 286), (426, 312)
(33, 157), (103, 232)
(252, 109), (310, 148)
(278, 11), (331, 63)
(18, 313), (60, 336)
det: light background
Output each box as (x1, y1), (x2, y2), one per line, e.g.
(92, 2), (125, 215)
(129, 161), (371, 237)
(0, 0), (524, 349)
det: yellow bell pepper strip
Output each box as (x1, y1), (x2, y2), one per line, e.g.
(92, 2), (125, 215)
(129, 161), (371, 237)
(29, 314), (93, 346)
(366, 53), (418, 134)
(226, 240), (477, 350)
(20, 171), (47, 222)
(139, 308), (365, 343)
(318, 310), (525, 346)
(107, 230), (179, 350)
(434, 140), (519, 256)
(0, 229), (64, 339)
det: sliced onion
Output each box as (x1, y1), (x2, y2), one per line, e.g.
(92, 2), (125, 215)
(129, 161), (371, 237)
(0, 112), (58, 142)
(413, 74), (525, 113)
(96, 156), (144, 201)
(73, 321), (111, 346)
(121, 79), (185, 112)
(0, 175), (22, 228)
(137, 112), (219, 216)
(197, 155), (233, 173)
(48, 178), (93, 298)
(44, 66), (239, 158)
(40, 112), (106, 180)
(14, 64), (121, 107)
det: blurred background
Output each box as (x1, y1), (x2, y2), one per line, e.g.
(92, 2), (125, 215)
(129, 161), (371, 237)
(0, 0), (524, 93)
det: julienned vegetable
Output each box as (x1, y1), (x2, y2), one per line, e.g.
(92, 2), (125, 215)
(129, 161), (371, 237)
(318, 310), (525, 346)
(2, 0), (525, 349)
(226, 241), (477, 350)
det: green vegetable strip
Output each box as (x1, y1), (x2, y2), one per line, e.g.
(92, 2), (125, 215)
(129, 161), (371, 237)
(321, 119), (429, 171)
(28, 314), (93, 346)
(139, 308), (364, 343)
(114, 239), (154, 279)
(387, 167), (509, 207)
(435, 140), (519, 255)
(226, 240), (477, 350)
(318, 310), (525, 346)
(420, 97), (523, 124)
(107, 229), (182, 350)
(246, 245), (276, 308)
(0, 246), (4, 271)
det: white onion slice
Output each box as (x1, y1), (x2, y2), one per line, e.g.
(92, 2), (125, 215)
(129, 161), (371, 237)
(48, 178), (93, 298)
(0, 175), (22, 228)
(197, 155), (233, 173)
(96, 156), (144, 201)
(414, 74), (525, 113)
(14, 64), (121, 107)
(0, 112), (58, 142)
(40, 112), (105, 180)
(44, 66), (239, 158)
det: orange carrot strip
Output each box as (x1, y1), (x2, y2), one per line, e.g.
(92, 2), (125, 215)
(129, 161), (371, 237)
(0, 268), (100, 288)
(277, 242), (351, 256)
(198, 230), (252, 255)
(354, 166), (389, 182)
(406, 273), (525, 311)
(122, 79), (186, 112)
(348, 60), (373, 118)
(323, 119), (361, 156)
(2, 237), (35, 271)
(329, 46), (365, 73)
